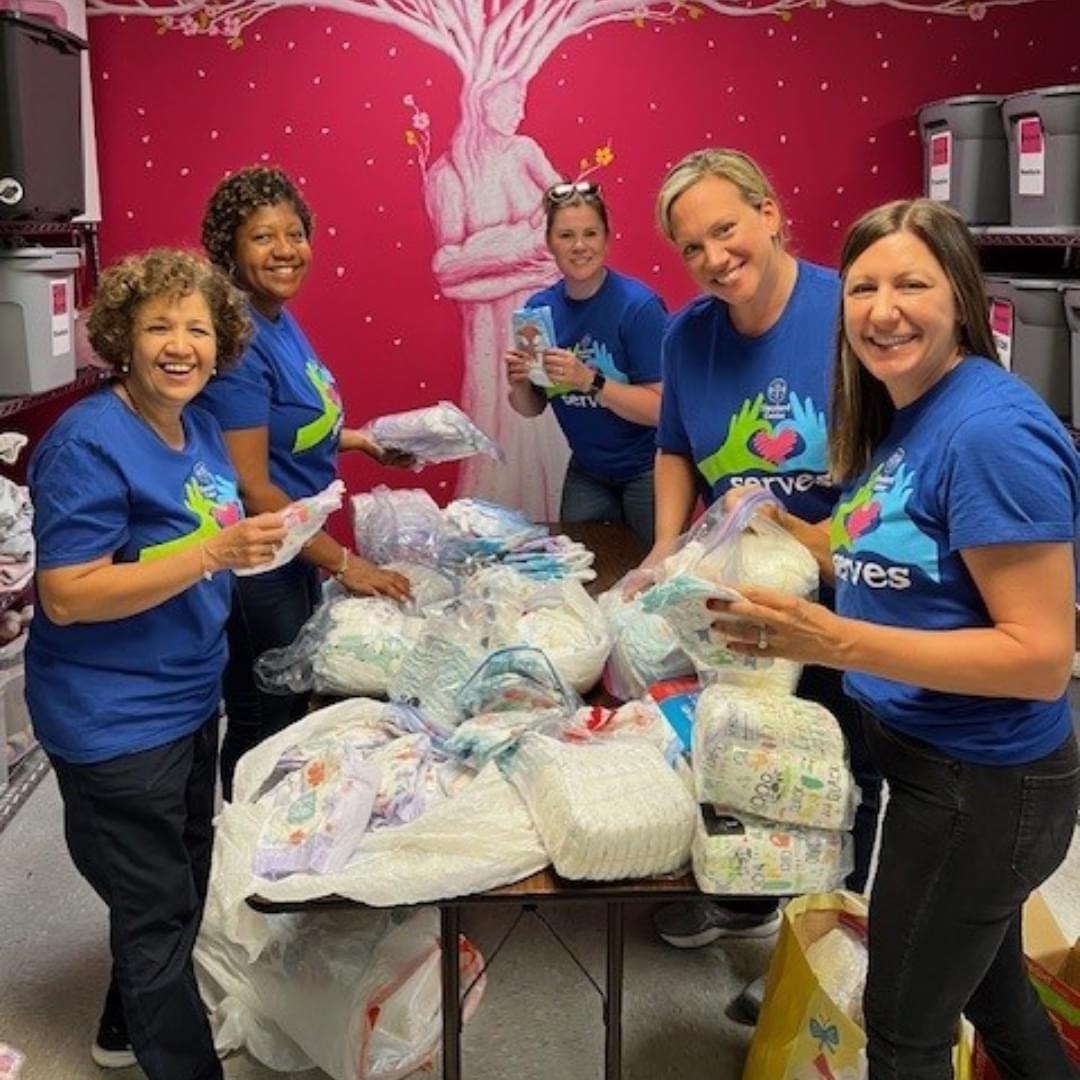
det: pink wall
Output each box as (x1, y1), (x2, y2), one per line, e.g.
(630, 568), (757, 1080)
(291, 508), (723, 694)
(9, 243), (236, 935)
(79, 0), (1079, 520)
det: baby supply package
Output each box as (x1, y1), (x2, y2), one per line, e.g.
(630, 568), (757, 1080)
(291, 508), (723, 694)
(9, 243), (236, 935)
(503, 731), (696, 881)
(352, 487), (446, 566)
(693, 684), (858, 831)
(692, 805), (853, 896)
(639, 489), (818, 694)
(235, 479), (346, 577)
(359, 401), (504, 468)
(511, 305), (557, 388)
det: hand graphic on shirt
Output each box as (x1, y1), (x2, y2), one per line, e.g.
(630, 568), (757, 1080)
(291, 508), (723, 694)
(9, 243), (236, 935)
(699, 394), (774, 485)
(779, 393), (828, 473)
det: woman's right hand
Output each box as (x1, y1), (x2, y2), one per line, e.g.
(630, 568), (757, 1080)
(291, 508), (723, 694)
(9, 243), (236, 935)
(505, 348), (533, 386)
(204, 512), (288, 573)
(340, 555), (413, 602)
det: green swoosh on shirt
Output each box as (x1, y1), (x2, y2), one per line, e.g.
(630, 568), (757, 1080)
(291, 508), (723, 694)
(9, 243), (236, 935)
(139, 479), (219, 561)
(293, 365), (342, 453)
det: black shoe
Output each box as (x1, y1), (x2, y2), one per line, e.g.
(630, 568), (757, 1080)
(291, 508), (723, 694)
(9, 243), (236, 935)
(91, 1013), (136, 1069)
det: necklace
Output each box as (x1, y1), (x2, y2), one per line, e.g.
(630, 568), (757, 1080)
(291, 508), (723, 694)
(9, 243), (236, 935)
(116, 382), (185, 450)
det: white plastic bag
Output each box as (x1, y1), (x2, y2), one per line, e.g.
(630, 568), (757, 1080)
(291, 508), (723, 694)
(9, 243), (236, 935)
(352, 486), (445, 566)
(197, 904), (485, 1080)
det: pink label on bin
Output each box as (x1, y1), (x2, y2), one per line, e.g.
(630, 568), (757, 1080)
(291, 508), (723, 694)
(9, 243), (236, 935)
(990, 299), (1013, 338)
(51, 279), (68, 316)
(1018, 117), (1044, 154)
(930, 132), (950, 166)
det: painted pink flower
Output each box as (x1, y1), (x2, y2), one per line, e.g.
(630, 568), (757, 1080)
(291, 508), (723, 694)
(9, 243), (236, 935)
(412, 111), (430, 132)
(967, 2), (987, 19)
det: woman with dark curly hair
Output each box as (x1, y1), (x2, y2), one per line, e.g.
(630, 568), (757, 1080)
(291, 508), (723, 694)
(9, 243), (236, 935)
(26, 248), (287, 1078)
(197, 165), (412, 797)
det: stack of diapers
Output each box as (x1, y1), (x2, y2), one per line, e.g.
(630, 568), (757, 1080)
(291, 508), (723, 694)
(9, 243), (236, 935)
(691, 685), (857, 895)
(692, 806), (853, 896)
(505, 732), (696, 881)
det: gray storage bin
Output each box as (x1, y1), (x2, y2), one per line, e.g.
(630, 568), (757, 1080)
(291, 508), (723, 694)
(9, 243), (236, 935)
(1002, 85), (1080, 228)
(917, 95), (1009, 224)
(1064, 287), (1080, 428)
(0, 246), (79, 395)
(983, 275), (1070, 418)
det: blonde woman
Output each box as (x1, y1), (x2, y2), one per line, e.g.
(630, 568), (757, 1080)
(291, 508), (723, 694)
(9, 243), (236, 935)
(650, 149), (881, 957)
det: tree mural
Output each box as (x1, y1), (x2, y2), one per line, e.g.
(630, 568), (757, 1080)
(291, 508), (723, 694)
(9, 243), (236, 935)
(87, 0), (1047, 518)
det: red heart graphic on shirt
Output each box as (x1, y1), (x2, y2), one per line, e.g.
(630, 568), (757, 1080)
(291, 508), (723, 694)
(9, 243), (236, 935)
(749, 427), (799, 465)
(846, 501), (881, 540)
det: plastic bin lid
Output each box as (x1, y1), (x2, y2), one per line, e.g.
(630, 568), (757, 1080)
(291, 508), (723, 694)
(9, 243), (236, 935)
(1004, 83), (1080, 102)
(919, 93), (1005, 110)
(1010, 278), (1073, 292)
(0, 247), (81, 270)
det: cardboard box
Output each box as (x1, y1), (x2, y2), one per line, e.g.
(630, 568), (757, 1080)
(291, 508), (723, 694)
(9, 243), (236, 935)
(971, 891), (1080, 1077)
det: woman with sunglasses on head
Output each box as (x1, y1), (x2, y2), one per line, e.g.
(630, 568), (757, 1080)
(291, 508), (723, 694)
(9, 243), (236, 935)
(504, 180), (668, 549)
(649, 149), (882, 965)
(715, 198), (1078, 1079)
(197, 165), (411, 799)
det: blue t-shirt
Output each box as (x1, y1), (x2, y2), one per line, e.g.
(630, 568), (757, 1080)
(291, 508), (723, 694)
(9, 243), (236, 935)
(657, 260), (839, 522)
(833, 358), (1079, 765)
(194, 306), (342, 501)
(27, 389), (244, 764)
(527, 268), (667, 481)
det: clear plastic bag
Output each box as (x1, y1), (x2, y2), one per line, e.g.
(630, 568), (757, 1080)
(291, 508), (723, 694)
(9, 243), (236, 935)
(254, 594), (423, 697)
(693, 685), (858, 831)
(361, 401), (504, 468)
(351, 486), (445, 566)
(456, 645), (582, 719)
(804, 919), (869, 1028)
(598, 585), (694, 702)
(236, 479), (345, 577)
(637, 490), (818, 692)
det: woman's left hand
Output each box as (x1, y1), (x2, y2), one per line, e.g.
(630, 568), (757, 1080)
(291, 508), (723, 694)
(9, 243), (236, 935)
(709, 585), (851, 668)
(541, 348), (592, 393)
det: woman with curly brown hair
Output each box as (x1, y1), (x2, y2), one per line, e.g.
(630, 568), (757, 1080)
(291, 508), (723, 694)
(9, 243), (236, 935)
(198, 165), (411, 797)
(26, 248), (287, 1078)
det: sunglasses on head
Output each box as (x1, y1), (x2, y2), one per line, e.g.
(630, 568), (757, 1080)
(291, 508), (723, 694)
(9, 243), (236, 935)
(545, 180), (601, 203)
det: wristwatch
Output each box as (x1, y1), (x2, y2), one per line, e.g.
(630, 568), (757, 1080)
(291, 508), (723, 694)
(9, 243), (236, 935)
(588, 370), (607, 398)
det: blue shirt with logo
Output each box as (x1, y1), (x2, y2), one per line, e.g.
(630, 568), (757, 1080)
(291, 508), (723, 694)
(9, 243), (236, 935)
(657, 260), (839, 522)
(833, 357), (1079, 765)
(527, 268), (667, 481)
(194, 306), (342, 501)
(27, 389), (244, 764)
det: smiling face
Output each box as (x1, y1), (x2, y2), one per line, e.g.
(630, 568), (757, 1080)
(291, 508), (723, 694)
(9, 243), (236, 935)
(232, 201), (311, 318)
(668, 174), (784, 310)
(843, 230), (962, 407)
(546, 202), (609, 297)
(127, 291), (217, 414)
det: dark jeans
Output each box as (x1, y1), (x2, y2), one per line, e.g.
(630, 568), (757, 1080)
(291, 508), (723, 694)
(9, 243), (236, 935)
(863, 713), (1079, 1080)
(560, 456), (655, 551)
(220, 562), (321, 800)
(725, 664), (884, 916)
(49, 717), (223, 1080)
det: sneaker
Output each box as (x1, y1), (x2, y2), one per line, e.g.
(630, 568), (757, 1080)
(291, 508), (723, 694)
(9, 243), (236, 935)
(726, 973), (768, 1026)
(91, 1016), (136, 1069)
(654, 900), (782, 948)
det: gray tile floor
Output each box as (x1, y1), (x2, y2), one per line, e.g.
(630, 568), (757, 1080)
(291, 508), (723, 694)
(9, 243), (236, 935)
(1, 771), (1078, 1080)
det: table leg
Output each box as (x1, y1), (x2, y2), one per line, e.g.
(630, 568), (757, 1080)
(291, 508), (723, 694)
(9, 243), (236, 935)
(605, 901), (624, 1080)
(441, 904), (462, 1080)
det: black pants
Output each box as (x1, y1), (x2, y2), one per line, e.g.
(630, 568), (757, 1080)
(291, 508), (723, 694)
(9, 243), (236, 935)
(49, 717), (223, 1080)
(729, 663), (884, 916)
(863, 715), (1079, 1080)
(220, 562), (321, 800)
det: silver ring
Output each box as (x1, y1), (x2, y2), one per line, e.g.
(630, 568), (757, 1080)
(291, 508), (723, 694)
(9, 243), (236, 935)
(756, 625), (769, 650)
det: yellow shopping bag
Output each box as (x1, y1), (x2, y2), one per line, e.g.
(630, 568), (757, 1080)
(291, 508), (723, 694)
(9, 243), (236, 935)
(743, 891), (868, 1080)
(744, 891), (974, 1080)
